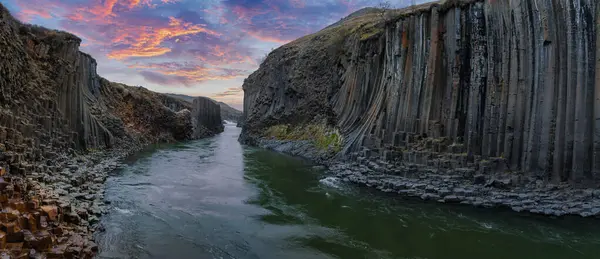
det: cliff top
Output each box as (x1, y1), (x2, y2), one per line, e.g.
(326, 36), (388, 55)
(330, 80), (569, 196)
(0, 3), (82, 44)
(257, 0), (481, 70)
(167, 93), (242, 113)
(308, 0), (482, 39)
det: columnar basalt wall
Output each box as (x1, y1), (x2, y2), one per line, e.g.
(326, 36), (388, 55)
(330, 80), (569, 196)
(0, 3), (222, 175)
(0, 4), (226, 256)
(218, 102), (243, 123)
(242, 0), (599, 184)
(193, 97), (224, 138)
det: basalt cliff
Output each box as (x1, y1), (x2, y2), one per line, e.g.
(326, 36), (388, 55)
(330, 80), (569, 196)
(241, 0), (600, 217)
(167, 93), (243, 124)
(0, 3), (222, 258)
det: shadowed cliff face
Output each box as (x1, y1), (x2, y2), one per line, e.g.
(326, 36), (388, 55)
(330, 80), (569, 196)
(218, 102), (243, 123)
(193, 97), (224, 137)
(0, 4), (223, 174)
(166, 94), (243, 124)
(241, 0), (600, 184)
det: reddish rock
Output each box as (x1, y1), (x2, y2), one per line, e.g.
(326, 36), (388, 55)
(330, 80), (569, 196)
(11, 251), (28, 259)
(9, 201), (26, 212)
(0, 231), (6, 249)
(17, 215), (28, 230)
(0, 194), (8, 204)
(26, 200), (39, 210)
(42, 199), (55, 206)
(3, 222), (20, 235)
(0, 212), (18, 222)
(6, 242), (23, 251)
(32, 212), (40, 226)
(26, 214), (36, 233)
(41, 205), (58, 221)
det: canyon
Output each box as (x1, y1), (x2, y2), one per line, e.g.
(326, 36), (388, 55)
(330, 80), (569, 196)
(0, 3), (223, 258)
(241, 0), (600, 217)
(167, 94), (243, 125)
(1, 0), (599, 257)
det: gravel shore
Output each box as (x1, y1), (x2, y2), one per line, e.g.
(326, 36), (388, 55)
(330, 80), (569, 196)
(256, 139), (600, 218)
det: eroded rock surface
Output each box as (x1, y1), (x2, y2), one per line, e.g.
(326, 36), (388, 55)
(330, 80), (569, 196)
(166, 93), (243, 125)
(0, 3), (224, 257)
(241, 0), (600, 216)
(217, 102), (243, 125)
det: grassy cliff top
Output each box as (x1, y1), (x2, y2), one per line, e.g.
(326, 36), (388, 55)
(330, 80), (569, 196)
(287, 0), (481, 46)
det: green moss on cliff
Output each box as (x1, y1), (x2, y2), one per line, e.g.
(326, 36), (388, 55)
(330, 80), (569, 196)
(265, 123), (343, 153)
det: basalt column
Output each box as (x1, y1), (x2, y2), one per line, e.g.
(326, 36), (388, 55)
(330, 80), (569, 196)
(192, 97), (224, 137)
(241, 0), (600, 184)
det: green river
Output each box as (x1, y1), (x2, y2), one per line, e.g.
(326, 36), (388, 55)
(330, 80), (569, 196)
(95, 124), (600, 259)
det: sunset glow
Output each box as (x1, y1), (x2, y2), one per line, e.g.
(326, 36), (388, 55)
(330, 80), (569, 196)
(1, 0), (423, 109)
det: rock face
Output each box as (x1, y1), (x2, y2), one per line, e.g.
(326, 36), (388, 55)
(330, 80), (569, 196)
(167, 93), (243, 124)
(0, 173), (99, 258)
(0, 3), (224, 256)
(192, 97), (224, 137)
(218, 102), (243, 124)
(0, 2), (222, 174)
(241, 0), (600, 185)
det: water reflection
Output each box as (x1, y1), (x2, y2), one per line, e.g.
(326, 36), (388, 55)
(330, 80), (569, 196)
(97, 125), (600, 259)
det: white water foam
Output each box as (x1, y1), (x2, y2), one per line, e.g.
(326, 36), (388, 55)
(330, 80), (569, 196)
(115, 208), (134, 215)
(319, 176), (341, 189)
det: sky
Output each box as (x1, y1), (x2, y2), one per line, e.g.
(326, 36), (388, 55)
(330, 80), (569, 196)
(1, 0), (426, 110)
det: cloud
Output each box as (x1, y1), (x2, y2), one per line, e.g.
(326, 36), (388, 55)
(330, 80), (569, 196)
(10, 0), (68, 22)
(107, 17), (220, 59)
(213, 87), (243, 98)
(289, 0), (305, 8)
(3, 0), (396, 104)
(185, 43), (257, 67)
(220, 0), (354, 44)
(212, 87), (244, 110)
(122, 0), (152, 9)
(15, 7), (52, 22)
(139, 70), (183, 86)
(243, 30), (290, 44)
(130, 62), (249, 86)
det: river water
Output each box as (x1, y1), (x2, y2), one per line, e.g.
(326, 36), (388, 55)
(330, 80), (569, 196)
(96, 124), (600, 259)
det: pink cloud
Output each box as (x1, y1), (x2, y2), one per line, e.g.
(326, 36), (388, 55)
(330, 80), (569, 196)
(16, 8), (53, 22)
(129, 62), (248, 86)
(106, 17), (220, 59)
(244, 30), (290, 44)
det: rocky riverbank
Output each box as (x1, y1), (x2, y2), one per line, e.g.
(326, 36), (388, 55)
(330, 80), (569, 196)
(0, 138), (153, 258)
(255, 139), (600, 218)
(331, 164), (600, 218)
(240, 0), (600, 218)
(0, 2), (225, 257)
